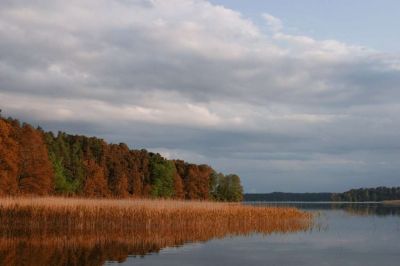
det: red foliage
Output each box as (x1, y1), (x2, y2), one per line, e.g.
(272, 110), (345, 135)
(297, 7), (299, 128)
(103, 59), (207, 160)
(83, 159), (110, 197)
(18, 124), (54, 195)
(184, 164), (212, 200)
(173, 173), (185, 199)
(0, 120), (19, 195)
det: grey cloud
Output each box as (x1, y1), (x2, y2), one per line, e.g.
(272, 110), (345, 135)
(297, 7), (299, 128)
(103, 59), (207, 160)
(1, 0), (400, 192)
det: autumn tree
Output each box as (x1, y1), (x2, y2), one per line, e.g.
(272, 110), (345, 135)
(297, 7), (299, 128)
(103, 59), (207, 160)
(173, 173), (185, 199)
(128, 158), (143, 196)
(121, 149), (150, 197)
(185, 164), (212, 200)
(0, 119), (19, 195)
(115, 173), (129, 197)
(18, 124), (54, 195)
(106, 144), (130, 197)
(139, 150), (151, 196)
(83, 159), (110, 197)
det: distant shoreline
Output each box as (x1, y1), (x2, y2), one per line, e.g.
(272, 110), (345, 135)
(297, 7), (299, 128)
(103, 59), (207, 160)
(243, 201), (382, 204)
(382, 200), (400, 205)
(244, 200), (400, 205)
(244, 187), (400, 202)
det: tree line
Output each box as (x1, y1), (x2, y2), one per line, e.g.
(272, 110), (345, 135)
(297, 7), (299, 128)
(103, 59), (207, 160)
(331, 187), (400, 202)
(0, 115), (243, 201)
(244, 187), (400, 202)
(244, 192), (333, 202)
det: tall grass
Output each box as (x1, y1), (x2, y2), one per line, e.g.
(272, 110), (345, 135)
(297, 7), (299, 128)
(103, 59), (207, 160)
(0, 197), (313, 265)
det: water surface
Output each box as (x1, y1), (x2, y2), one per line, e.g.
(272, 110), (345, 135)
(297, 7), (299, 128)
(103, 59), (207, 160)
(0, 200), (310, 266)
(108, 202), (400, 266)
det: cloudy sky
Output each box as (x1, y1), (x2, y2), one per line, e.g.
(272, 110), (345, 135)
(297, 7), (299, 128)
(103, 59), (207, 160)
(1, 0), (400, 193)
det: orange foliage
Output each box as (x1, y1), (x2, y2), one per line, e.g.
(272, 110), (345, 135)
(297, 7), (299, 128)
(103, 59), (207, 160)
(173, 173), (185, 199)
(0, 120), (19, 195)
(18, 125), (54, 195)
(83, 160), (110, 197)
(185, 164), (212, 200)
(115, 174), (129, 198)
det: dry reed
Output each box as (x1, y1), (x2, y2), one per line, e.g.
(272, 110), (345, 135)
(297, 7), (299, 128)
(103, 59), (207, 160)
(0, 197), (313, 265)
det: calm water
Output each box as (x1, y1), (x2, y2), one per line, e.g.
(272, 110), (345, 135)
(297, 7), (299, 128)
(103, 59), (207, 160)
(107, 203), (400, 266)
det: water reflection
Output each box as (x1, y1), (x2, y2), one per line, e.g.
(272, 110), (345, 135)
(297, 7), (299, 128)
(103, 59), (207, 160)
(0, 226), (311, 266)
(249, 202), (400, 216)
(0, 207), (311, 266)
(3, 202), (395, 265)
(116, 203), (400, 266)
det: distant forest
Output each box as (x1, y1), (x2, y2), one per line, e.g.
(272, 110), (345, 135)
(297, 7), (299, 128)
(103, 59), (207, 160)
(244, 192), (333, 202)
(0, 114), (243, 201)
(245, 187), (400, 202)
(331, 187), (400, 202)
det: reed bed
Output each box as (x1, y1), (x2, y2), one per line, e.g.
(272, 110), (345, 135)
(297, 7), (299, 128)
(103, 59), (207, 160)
(0, 197), (313, 265)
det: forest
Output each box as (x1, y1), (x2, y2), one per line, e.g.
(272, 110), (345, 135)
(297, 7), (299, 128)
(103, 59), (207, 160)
(331, 187), (400, 202)
(244, 192), (333, 202)
(245, 187), (400, 202)
(0, 114), (243, 201)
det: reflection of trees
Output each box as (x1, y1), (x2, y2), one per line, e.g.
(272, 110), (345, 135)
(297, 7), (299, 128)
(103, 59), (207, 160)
(0, 237), (164, 266)
(0, 222), (312, 265)
(331, 203), (400, 217)
(0, 199), (313, 265)
(252, 202), (400, 217)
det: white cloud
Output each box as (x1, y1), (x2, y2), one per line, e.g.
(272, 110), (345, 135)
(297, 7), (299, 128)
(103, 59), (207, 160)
(1, 0), (400, 192)
(262, 13), (283, 32)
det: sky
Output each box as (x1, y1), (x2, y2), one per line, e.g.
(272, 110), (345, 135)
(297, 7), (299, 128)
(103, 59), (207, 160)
(210, 0), (400, 53)
(1, 0), (400, 193)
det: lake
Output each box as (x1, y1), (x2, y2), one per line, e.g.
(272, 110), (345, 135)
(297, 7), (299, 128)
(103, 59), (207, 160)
(106, 202), (400, 266)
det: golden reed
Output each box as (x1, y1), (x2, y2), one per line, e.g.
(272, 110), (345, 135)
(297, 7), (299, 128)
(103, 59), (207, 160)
(0, 197), (313, 265)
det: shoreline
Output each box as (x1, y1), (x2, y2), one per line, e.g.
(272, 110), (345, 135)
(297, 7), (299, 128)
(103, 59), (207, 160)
(382, 200), (400, 205)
